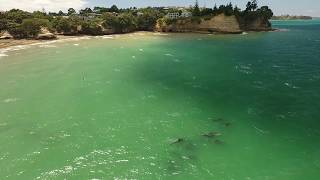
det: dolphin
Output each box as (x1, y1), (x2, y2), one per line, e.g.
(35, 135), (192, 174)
(202, 132), (222, 138)
(170, 138), (184, 145)
(212, 118), (224, 122)
(224, 122), (231, 127)
(214, 139), (224, 144)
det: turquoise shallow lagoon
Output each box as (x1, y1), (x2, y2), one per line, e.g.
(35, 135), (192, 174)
(0, 20), (320, 179)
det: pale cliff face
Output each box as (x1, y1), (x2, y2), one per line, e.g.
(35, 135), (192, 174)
(156, 13), (272, 33)
(199, 14), (241, 33)
(239, 16), (272, 31)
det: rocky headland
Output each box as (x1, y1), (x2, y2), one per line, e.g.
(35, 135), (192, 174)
(156, 14), (272, 34)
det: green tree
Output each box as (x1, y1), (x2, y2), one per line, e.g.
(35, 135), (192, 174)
(80, 8), (93, 15)
(258, 6), (273, 19)
(102, 12), (137, 33)
(80, 21), (103, 35)
(68, 8), (76, 15)
(213, 4), (218, 15)
(117, 13), (136, 32)
(246, 0), (258, 12)
(7, 23), (25, 38)
(52, 17), (72, 33)
(234, 6), (241, 15)
(58, 10), (65, 16)
(224, 2), (234, 16)
(51, 16), (80, 34)
(137, 8), (160, 30)
(8, 18), (48, 38)
(93, 7), (108, 14)
(32, 11), (48, 19)
(22, 18), (48, 37)
(5, 9), (31, 24)
(110, 5), (119, 13)
(0, 19), (9, 32)
(192, 0), (201, 16)
(102, 13), (119, 28)
(200, 8), (213, 16)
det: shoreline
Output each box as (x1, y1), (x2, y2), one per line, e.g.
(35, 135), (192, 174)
(0, 35), (85, 49)
(0, 30), (276, 50)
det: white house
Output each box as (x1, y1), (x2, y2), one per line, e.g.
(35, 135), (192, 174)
(166, 12), (180, 19)
(77, 13), (102, 21)
(181, 11), (192, 18)
(137, 12), (144, 16)
(166, 11), (192, 19)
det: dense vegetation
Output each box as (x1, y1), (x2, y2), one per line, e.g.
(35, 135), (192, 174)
(0, 0), (273, 39)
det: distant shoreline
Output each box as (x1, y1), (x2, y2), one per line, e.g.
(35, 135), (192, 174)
(271, 15), (313, 20)
(0, 30), (274, 50)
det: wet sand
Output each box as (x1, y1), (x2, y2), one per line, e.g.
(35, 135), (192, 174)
(0, 35), (81, 49)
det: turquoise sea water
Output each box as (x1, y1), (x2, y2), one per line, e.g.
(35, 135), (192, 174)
(0, 20), (320, 179)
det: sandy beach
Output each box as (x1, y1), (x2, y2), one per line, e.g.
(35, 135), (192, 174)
(0, 35), (83, 49)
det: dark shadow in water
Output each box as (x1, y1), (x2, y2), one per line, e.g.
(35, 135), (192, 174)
(130, 32), (320, 177)
(132, 33), (320, 131)
(165, 138), (199, 176)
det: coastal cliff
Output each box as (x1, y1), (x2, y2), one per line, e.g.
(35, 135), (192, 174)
(238, 16), (272, 31)
(156, 14), (242, 33)
(156, 14), (272, 34)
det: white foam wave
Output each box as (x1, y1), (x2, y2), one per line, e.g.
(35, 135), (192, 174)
(272, 65), (282, 68)
(241, 32), (248, 35)
(284, 82), (299, 89)
(0, 35), (100, 55)
(173, 59), (181, 63)
(153, 32), (169, 36)
(38, 44), (57, 48)
(0, 53), (8, 58)
(235, 64), (253, 74)
(1, 45), (32, 55)
(102, 36), (114, 39)
(3, 98), (18, 103)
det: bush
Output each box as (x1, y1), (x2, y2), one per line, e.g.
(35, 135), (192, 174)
(0, 19), (9, 32)
(7, 23), (25, 38)
(8, 18), (48, 38)
(137, 8), (162, 31)
(51, 17), (80, 34)
(81, 21), (103, 35)
(163, 18), (177, 25)
(102, 13), (137, 33)
(5, 9), (31, 24)
(52, 17), (72, 33)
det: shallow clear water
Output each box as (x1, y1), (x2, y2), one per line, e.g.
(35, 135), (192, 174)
(0, 20), (320, 179)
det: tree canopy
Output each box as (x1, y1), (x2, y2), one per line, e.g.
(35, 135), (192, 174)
(68, 8), (76, 16)
(192, 0), (201, 16)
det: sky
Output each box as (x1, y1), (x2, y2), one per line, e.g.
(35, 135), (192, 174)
(0, 0), (319, 17)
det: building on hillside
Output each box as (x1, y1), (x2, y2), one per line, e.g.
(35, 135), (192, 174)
(181, 11), (192, 18)
(166, 10), (192, 19)
(166, 12), (180, 19)
(137, 12), (144, 16)
(77, 13), (102, 21)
